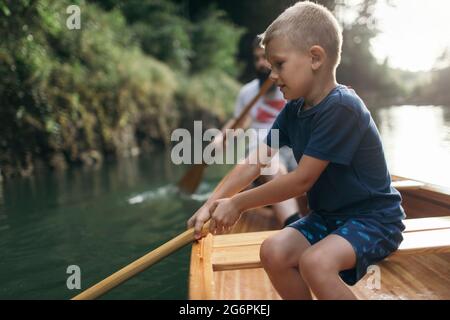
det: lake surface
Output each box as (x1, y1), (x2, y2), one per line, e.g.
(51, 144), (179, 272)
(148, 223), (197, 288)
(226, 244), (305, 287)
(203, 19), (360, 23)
(0, 105), (449, 299)
(375, 105), (450, 187)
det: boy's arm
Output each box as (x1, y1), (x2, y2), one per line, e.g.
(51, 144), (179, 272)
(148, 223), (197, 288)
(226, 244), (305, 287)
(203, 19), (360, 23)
(209, 155), (329, 234)
(187, 145), (274, 239)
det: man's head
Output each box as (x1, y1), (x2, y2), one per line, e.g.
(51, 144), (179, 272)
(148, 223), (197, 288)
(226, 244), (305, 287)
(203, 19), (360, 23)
(252, 37), (272, 86)
(258, 1), (342, 100)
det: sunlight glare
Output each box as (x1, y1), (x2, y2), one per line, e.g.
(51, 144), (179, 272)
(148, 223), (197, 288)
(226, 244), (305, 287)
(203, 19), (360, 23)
(371, 0), (450, 71)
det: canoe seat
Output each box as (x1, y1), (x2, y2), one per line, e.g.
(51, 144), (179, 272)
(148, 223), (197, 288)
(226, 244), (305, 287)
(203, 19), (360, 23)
(211, 216), (450, 271)
(392, 180), (425, 190)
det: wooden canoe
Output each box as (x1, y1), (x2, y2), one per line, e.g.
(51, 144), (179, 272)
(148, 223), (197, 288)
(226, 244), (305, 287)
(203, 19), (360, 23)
(189, 175), (450, 300)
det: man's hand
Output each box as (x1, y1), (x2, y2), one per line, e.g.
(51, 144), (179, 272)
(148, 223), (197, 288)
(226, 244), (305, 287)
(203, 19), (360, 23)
(187, 205), (211, 240)
(209, 198), (242, 235)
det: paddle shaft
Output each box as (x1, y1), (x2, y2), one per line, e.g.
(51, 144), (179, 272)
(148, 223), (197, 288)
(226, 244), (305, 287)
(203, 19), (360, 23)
(228, 77), (274, 131)
(72, 221), (210, 300)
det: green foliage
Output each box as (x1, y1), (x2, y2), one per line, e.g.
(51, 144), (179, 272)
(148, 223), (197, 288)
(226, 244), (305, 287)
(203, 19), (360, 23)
(121, 0), (193, 72)
(190, 8), (244, 76)
(178, 71), (241, 119)
(90, 0), (244, 75)
(0, 0), (241, 177)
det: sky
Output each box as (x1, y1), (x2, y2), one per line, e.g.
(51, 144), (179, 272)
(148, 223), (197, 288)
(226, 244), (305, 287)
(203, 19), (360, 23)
(371, 0), (450, 72)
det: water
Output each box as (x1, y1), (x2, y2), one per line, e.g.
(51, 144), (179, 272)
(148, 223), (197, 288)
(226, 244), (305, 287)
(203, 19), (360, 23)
(0, 151), (230, 299)
(375, 105), (450, 187)
(0, 105), (449, 299)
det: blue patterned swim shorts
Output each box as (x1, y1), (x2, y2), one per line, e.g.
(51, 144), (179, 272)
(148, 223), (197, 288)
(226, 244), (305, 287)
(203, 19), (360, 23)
(287, 212), (405, 286)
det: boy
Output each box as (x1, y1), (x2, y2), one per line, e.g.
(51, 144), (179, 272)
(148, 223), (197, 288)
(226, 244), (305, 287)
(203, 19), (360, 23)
(187, 1), (405, 300)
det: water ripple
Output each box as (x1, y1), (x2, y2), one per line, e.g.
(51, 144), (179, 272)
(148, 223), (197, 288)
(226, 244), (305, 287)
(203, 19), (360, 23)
(127, 184), (177, 205)
(127, 180), (217, 205)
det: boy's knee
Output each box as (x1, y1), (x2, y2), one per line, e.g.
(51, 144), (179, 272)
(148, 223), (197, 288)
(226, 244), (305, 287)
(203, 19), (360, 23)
(260, 237), (276, 268)
(299, 248), (336, 279)
(260, 236), (289, 270)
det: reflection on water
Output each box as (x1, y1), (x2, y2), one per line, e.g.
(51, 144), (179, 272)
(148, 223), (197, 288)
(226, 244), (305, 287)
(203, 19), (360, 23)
(374, 105), (450, 187)
(0, 105), (448, 299)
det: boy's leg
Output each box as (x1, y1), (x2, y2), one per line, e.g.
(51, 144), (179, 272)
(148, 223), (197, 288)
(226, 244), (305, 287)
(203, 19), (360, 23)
(299, 234), (357, 300)
(260, 227), (312, 299)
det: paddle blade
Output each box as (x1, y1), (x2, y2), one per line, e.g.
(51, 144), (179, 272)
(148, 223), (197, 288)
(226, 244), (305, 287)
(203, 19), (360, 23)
(177, 163), (207, 194)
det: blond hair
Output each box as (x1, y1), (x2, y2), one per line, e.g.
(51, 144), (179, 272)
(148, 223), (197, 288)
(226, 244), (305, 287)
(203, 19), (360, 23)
(259, 1), (342, 70)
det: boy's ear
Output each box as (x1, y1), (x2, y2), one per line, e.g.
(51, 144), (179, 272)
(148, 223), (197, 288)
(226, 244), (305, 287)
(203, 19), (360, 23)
(309, 45), (326, 71)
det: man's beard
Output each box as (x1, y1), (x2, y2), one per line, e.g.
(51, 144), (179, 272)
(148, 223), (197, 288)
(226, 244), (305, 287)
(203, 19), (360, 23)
(256, 67), (271, 87)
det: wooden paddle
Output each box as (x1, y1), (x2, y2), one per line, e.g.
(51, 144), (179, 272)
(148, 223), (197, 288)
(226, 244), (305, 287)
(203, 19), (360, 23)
(71, 221), (211, 300)
(177, 78), (274, 194)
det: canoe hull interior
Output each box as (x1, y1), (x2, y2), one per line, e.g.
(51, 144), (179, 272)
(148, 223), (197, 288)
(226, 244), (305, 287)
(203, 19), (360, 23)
(189, 176), (450, 300)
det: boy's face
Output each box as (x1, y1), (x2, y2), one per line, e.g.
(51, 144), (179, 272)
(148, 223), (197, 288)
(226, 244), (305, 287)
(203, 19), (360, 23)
(265, 36), (313, 100)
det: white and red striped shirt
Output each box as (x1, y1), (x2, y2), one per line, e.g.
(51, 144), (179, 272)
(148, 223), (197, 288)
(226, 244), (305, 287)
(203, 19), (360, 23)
(234, 79), (287, 131)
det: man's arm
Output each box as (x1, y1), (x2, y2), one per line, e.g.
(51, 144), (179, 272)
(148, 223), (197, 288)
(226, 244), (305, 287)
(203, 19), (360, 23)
(208, 155), (329, 233)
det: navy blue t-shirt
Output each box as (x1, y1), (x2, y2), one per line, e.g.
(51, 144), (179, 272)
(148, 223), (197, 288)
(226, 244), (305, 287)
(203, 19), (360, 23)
(265, 85), (405, 223)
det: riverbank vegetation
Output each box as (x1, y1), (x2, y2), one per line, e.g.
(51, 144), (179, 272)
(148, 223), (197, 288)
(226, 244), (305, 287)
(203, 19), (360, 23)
(0, 0), (242, 178)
